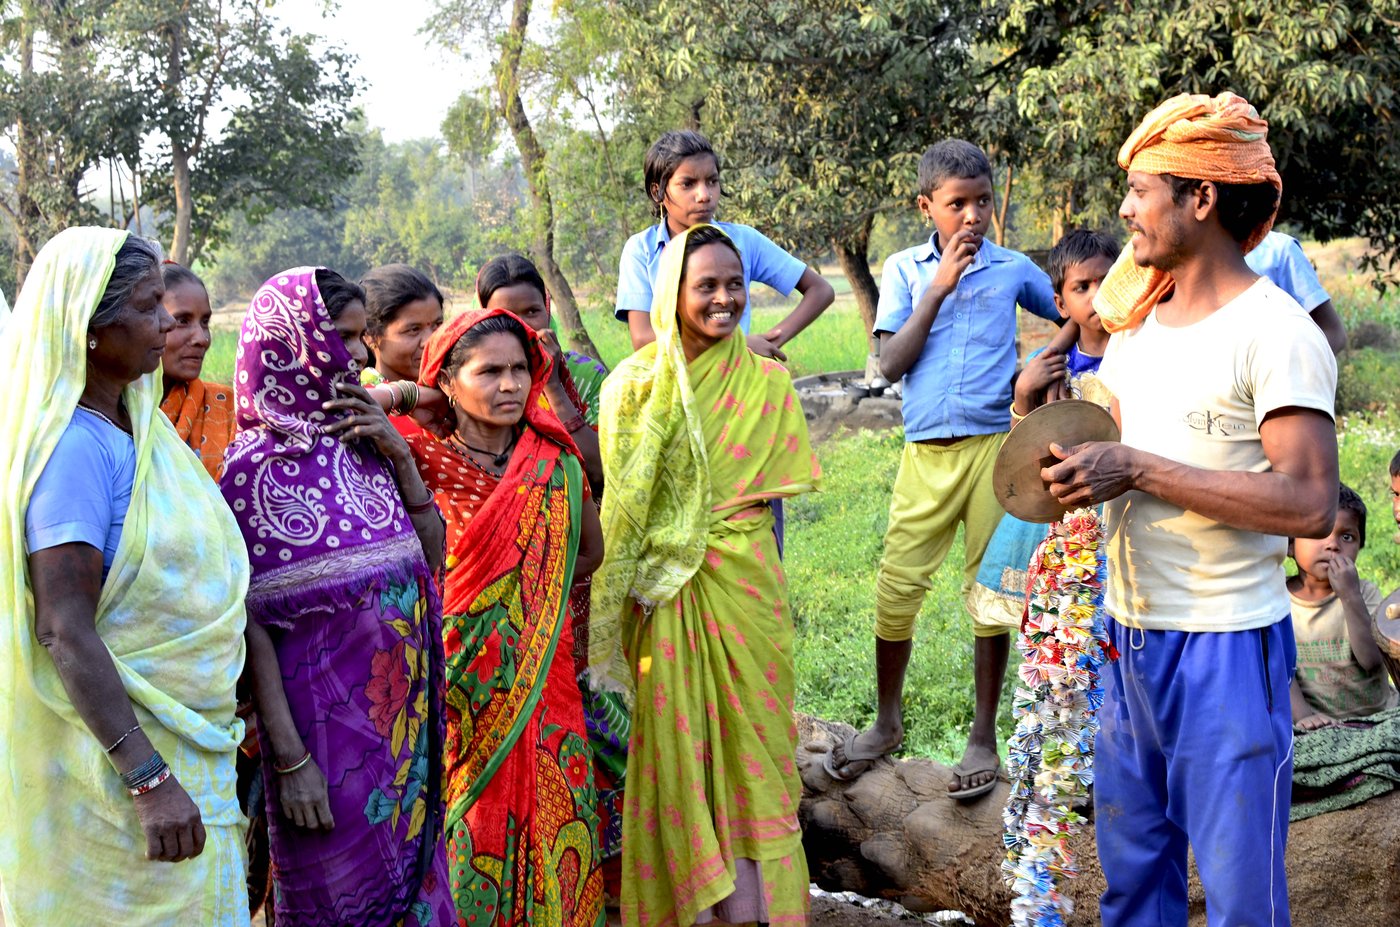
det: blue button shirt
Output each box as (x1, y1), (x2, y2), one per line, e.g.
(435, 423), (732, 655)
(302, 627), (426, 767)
(614, 220), (807, 332)
(874, 235), (1059, 441)
(1245, 231), (1330, 312)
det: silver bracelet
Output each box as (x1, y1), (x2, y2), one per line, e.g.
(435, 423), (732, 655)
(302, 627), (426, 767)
(104, 723), (142, 754)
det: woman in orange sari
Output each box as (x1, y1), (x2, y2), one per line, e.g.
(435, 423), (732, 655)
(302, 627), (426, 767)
(158, 263), (234, 479)
(406, 307), (607, 926)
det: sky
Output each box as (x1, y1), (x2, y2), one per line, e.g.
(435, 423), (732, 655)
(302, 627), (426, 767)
(275, 0), (490, 143)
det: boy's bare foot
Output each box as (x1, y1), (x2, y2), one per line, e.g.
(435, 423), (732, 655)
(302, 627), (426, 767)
(948, 741), (1000, 800)
(1295, 713), (1338, 732)
(824, 722), (903, 781)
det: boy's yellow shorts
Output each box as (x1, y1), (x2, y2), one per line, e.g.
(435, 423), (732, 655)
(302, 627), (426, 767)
(875, 433), (1012, 640)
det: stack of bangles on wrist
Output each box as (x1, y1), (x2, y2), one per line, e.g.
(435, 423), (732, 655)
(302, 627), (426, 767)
(559, 411), (586, 433)
(386, 380), (419, 416)
(121, 753), (171, 797)
(274, 751), (313, 775)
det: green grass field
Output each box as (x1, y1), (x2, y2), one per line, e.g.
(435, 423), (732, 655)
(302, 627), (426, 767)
(576, 290), (871, 379)
(202, 335), (239, 386)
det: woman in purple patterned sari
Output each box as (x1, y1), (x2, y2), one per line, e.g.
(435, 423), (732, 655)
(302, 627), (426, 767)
(220, 267), (457, 926)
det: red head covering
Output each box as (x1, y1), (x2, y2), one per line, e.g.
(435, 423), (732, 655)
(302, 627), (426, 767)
(417, 306), (578, 458)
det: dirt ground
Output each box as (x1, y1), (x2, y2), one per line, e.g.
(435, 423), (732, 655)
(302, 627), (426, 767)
(812, 892), (978, 926)
(812, 894), (921, 926)
(246, 892), (927, 926)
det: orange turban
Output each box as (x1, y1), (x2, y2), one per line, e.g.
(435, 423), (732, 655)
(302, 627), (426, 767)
(1094, 92), (1282, 331)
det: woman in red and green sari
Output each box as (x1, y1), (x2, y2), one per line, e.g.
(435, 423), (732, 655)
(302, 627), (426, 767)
(406, 307), (607, 927)
(472, 254), (628, 881)
(590, 225), (823, 926)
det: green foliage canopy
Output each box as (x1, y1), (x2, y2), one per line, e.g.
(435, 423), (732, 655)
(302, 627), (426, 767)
(992, 0), (1400, 279)
(617, 0), (985, 254)
(0, 0), (362, 278)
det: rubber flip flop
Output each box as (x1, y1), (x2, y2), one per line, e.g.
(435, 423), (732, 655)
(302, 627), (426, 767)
(947, 761), (1001, 801)
(822, 730), (902, 782)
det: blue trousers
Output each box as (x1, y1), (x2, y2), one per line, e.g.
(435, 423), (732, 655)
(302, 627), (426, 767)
(1096, 616), (1296, 927)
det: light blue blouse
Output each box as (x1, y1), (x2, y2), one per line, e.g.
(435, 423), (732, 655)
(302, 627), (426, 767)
(25, 406), (136, 580)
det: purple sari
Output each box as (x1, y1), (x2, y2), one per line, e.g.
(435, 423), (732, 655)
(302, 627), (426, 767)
(220, 268), (455, 926)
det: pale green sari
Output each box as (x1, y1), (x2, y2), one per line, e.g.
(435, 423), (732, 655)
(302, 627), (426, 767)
(592, 226), (822, 926)
(0, 228), (249, 926)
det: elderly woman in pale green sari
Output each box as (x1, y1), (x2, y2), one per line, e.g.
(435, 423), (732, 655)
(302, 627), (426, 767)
(0, 228), (249, 925)
(591, 225), (822, 927)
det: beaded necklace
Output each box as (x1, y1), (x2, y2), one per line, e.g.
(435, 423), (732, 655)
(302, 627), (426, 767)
(445, 432), (515, 476)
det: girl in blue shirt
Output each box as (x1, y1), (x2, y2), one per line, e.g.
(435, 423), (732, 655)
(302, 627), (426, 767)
(616, 130), (835, 354)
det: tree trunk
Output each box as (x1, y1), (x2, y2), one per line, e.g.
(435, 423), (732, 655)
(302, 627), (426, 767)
(132, 164), (143, 236)
(687, 96), (705, 131)
(495, 0), (601, 360)
(166, 22), (192, 265)
(798, 715), (1400, 925)
(990, 163), (1014, 248)
(170, 142), (193, 265)
(832, 217), (879, 353)
(12, 10), (40, 288)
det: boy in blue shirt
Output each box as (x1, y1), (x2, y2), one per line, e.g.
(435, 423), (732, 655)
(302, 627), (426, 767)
(1247, 231), (1347, 354)
(825, 140), (1060, 799)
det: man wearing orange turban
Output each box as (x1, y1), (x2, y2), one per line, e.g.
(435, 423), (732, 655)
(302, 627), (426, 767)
(1040, 92), (1339, 926)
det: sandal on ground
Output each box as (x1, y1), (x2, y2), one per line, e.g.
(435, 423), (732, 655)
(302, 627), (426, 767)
(822, 730), (902, 782)
(947, 760), (1001, 801)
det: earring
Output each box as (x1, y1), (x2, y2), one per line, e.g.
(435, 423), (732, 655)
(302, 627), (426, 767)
(89, 337), (98, 350)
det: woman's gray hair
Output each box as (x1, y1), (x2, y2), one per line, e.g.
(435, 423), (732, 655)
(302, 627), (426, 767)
(89, 235), (164, 330)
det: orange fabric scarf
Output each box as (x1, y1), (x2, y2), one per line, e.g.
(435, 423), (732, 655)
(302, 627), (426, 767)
(160, 378), (235, 480)
(1094, 91), (1283, 332)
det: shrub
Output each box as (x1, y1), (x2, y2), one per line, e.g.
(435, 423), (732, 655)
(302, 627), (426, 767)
(1336, 347), (1400, 415)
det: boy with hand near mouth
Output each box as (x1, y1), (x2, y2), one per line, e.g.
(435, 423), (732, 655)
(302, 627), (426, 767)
(825, 139), (1061, 798)
(1288, 484), (1397, 729)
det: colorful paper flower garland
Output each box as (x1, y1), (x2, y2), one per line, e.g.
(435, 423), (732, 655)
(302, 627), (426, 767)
(1001, 508), (1115, 926)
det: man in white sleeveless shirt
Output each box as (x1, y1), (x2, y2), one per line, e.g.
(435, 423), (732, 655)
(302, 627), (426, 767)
(1043, 93), (1338, 927)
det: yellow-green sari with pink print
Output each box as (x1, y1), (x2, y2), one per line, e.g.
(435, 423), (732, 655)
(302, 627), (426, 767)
(591, 225), (822, 927)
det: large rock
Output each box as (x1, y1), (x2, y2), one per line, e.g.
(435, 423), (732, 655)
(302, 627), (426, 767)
(798, 715), (1400, 926)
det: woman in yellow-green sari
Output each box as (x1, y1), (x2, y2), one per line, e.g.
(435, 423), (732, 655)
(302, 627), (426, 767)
(590, 225), (822, 927)
(0, 229), (249, 925)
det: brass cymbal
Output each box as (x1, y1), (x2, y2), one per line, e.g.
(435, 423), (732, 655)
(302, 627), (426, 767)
(993, 400), (1121, 523)
(1378, 596), (1400, 690)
